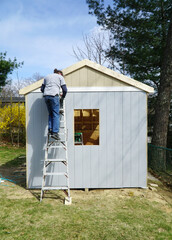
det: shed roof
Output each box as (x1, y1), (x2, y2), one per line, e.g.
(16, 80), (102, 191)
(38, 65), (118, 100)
(19, 59), (154, 95)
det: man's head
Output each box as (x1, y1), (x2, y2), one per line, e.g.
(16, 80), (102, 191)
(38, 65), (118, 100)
(54, 68), (63, 76)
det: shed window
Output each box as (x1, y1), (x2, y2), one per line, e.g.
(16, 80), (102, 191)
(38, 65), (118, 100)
(74, 109), (99, 145)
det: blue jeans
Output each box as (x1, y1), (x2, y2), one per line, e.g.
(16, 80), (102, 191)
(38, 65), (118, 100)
(44, 95), (60, 133)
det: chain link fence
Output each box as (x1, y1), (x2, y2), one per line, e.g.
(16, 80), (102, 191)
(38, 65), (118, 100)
(148, 144), (172, 188)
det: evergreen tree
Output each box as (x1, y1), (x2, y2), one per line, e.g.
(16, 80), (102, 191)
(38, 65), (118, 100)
(87, 0), (172, 147)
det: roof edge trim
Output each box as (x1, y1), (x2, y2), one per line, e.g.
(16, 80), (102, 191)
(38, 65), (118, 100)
(19, 59), (154, 95)
(19, 79), (44, 95)
(63, 59), (154, 93)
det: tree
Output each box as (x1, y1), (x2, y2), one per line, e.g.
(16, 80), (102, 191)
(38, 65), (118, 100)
(0, 52), (23, 90)
(73, 32), (106, 64)
(0, 72), (44, 98)
(87, 0), (172, 147)
(73, 30), (120, 70)
(152, 14), (172, 146)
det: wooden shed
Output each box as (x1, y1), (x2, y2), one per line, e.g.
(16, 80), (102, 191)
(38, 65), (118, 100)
(19, 59), (154, 189)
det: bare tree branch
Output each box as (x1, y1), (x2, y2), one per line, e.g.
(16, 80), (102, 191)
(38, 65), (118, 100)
(72, 29), (120, 71)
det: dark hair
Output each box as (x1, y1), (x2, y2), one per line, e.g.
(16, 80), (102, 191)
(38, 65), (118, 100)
(54, 68), (63, 76)
(54, 68), (58, 74)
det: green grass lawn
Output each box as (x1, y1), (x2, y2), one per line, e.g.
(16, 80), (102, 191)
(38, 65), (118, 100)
(0, 146), (172, 240)
(0, 146), (26, 167)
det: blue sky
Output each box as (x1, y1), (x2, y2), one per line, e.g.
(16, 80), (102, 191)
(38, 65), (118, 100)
(0, 0), (99, 80)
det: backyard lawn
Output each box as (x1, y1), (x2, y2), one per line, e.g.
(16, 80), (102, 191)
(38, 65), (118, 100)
(0, 146), (172, 240)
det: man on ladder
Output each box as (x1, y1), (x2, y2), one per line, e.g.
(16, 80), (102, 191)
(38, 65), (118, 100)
(40, 69), (71, 204)
(41, 68), (67, 140)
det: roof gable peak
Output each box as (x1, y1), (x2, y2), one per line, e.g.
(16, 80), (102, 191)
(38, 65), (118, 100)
(19, 59), (154, 95)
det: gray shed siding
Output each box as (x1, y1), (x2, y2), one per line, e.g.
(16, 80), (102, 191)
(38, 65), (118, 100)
(26, 90), (147, 189)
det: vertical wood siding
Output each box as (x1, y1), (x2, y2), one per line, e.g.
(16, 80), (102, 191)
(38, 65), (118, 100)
(27, 93), (48, 188)
(65, 67), (130, 87)
(27, 90), (147, 189)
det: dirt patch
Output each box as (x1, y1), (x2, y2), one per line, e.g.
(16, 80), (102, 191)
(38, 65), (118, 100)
(1, 167), (172, 208)
(66, 186), (171, 210)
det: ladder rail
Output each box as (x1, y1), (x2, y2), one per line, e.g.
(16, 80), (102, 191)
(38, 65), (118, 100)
(40, 133), (49, 201)
(63, 100), (71, 201)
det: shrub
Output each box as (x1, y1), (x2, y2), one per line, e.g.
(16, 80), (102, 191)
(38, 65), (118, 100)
(0, 103), (25, 145)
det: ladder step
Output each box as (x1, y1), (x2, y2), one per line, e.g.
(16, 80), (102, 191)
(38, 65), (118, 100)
(42, 186), (68, 190)
(48, 146), (65, 149)
(46, 159), (67, 162)
(48, 132), (65, 135)
(48, 140), (66, 145)
(44, 172), (68, 176)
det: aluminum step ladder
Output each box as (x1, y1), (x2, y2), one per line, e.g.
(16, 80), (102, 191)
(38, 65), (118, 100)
(40, 99), (71, 204)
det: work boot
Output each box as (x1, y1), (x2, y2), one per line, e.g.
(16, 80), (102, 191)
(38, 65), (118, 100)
(51, 133), (61, 140)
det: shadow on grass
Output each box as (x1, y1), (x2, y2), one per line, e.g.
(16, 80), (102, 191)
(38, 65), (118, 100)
(0, 155), (26, 188)
(30, 189), (64, 203)
(0, 156), (65, 202)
